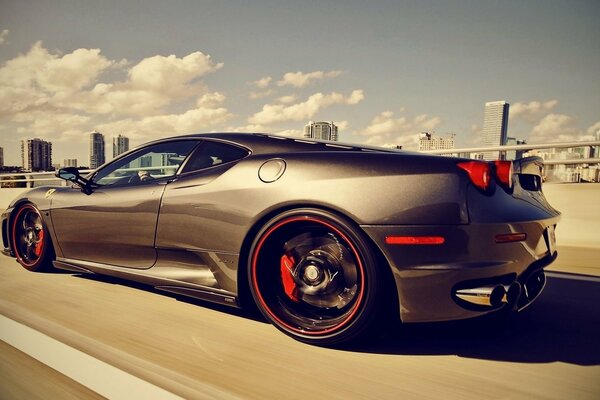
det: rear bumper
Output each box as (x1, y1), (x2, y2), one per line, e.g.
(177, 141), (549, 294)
(362, 216), (560, 323)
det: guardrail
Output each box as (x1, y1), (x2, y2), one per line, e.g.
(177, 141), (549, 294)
(0, 170), (92, 188)
(1, 140), (599, 187)
(420, 140), (600, 183)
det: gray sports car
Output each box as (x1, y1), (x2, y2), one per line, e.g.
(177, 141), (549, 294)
(1, 133), (560, 345)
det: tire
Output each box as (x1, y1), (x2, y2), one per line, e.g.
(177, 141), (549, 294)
(11, 203), (55, 272)
(248, 208), (381, 346)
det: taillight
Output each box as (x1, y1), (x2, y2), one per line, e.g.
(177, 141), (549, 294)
(494, 160), (513, 189)
(457, 161), (491, 191)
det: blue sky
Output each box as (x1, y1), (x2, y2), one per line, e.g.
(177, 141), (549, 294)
(1, 0), (598, 166)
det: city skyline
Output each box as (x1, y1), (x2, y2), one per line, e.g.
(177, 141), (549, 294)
(0, 1), (599, 165)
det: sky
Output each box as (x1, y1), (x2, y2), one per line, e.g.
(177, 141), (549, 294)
(0, 0), (599, 166)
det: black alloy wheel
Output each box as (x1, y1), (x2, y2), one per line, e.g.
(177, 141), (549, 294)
(249, 209), (381, 345)
(11, 204), (55, 272)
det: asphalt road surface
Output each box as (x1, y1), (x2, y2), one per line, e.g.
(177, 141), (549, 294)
(1, 256), (599, 399)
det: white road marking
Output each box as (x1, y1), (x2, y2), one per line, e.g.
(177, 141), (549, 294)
(0, 315), (183, 400)
(546, 271), (600, 283)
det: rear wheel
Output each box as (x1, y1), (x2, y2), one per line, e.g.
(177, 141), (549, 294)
(11, 204), (55, 272)
(249, 209), (381, 345)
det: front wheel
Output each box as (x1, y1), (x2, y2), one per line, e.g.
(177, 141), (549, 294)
(248, 209), (381, 345)
(11, 203), (55, 272)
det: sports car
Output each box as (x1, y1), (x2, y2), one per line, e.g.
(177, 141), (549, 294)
(1, 133), (560, 345)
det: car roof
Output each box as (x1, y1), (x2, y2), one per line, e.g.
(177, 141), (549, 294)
(163, 132), (405, 155)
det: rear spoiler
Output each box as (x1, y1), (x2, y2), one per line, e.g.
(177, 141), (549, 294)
(514, 156), (544, 191)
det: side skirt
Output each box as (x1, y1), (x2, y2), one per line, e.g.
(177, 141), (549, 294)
(53, 258), (240, 308)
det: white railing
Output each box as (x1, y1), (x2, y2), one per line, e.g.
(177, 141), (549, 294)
(420, 140), (600, 183)
(1, 140), (599, 188)
(419, 140), (600, 155)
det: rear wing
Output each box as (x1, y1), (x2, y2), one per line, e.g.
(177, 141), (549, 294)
(514, 156), (544, 191)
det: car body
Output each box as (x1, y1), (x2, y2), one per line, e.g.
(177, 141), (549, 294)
(1, 133), (560, 345)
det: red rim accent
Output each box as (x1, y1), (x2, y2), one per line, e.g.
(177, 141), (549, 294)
(251, 216), (366, 336)
(12, 204), (44, 268)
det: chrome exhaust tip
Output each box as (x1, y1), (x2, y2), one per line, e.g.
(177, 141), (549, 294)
(501, 282), (522, 306)
(455, 285), (506, 308)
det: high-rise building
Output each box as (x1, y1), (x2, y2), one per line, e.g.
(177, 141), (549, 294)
(418, 132), (455, 152)
(63, 159), (78, 168)
(90, 131), (105, 169)
(304, 121), (338, 141)
(113, 134), (130, 158)
(21, 138), (53, 171)
(482, 101), (510, 160)
(0, 147), (3, 167)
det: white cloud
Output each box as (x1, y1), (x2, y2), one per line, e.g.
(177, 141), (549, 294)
(95, 106), (232, 142)
(0, 41), (232, 159)
(249, 89), (274, 100)
(277, 70), (343, 88)
(359, 110), (442, 149)
(530, 114), (581, 143)
(0, 42), (114, 114)
(251, 76), (272, 88)
(128, 52), (221, 95)
(248, 89), (364, 125)
(0, 42), (225, 120)
(587, 121), (600, 137)
(196, 92), (226, 108)
(277, 95), (297, 104)
(510, 100), (558, 123)
(0, 29), (8, 45)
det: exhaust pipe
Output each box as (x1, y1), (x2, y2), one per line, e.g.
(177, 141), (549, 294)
(455, 285), (505, 307)
(502, 282), (522, 306)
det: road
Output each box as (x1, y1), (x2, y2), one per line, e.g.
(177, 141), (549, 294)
(1, 255), (599, 399)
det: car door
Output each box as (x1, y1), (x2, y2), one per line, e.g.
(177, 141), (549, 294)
(51, 139), (199, 269)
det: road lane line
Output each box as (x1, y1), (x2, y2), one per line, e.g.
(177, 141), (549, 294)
(546, 271), (600, 283)
(0, 315), (184, 400)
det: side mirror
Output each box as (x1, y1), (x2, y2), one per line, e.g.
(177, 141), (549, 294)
(56, 167), (93, 194)
(57, 167), (79, 182)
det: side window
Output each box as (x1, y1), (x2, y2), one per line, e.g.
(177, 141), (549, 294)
(93, 140), (199, 186)
(182, 141), (249, 173)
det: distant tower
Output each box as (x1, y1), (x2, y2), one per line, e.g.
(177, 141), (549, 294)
(90, 131), (105, 169)
(418, 132), (455, 152)
(21, 138), (53, 171)
(63, 159), (78, 168)
(113, 134), (130, 158)
(0, 147), (3, 167)
(304, 121), (338, 141)
(482, 101), (510, 160)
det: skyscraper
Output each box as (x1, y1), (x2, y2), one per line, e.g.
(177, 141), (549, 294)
(113, 134), (130, 158)
(90, 131), (105, 169)
(304, 121), (338, 141)
(21, 138), (53, 171)
(482, 101), (510, 160)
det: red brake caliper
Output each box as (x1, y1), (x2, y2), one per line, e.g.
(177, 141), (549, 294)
(280, 254), (299, 302)
(33, 230), (44, 257)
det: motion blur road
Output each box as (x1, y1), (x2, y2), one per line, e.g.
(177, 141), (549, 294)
(1, 254), (599, 399)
